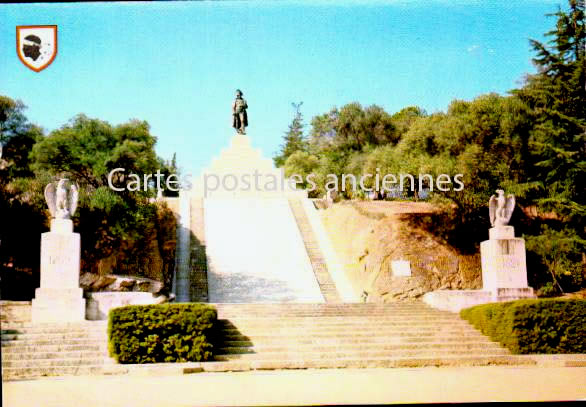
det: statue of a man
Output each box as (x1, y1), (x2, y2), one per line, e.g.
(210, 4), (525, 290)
(232, 89), (248, 134)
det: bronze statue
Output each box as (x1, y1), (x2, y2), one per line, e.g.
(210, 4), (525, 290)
(232, 89), (248, 134)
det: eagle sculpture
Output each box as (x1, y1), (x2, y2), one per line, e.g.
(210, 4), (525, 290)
(488, 189), (515, 227)
(44, 178), (79, 219)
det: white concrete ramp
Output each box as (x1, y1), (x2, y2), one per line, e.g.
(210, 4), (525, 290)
(205, 197), (324, 303)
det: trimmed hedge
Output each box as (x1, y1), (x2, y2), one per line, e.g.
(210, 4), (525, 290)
(460, 299), (585, 354)
(108, 303), (217, 364)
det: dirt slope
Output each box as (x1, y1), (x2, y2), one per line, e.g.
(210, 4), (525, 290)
(320, 201), (481, 302)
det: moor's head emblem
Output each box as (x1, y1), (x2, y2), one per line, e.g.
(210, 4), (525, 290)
(16, 25), (58, 72)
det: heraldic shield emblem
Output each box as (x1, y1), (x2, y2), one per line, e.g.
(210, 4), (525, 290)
(16, 25), (58, 72)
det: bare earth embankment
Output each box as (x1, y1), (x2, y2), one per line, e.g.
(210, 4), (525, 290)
(320, 201), (481, 302)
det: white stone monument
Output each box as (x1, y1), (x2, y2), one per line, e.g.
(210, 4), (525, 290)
(32, 179), (86, 323)
(423, 190), (535, 312)
(480, 190), (535, 300)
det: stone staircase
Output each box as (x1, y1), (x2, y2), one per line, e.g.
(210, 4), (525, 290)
(288, 199), (341, 303)
(2, 301), (534, 380)
(209, 302), (531, 370)
(1, 301), (117, 380)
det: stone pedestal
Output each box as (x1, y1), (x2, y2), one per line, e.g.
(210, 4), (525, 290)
(480, 227), (535, 299)
(32, 219), (86, 323)
(190, 133), (307, 199)
(423, 225), (535, 312)
(481, 236), (528, 292)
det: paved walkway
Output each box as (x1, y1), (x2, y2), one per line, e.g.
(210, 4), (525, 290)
(4, 366), (585, 406)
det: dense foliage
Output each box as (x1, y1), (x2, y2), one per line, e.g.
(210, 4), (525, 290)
(461, 299), (586, 354)
(275, 1), (585, 294)
(108, 304), (217, 363)
(0, 100), (178, 299)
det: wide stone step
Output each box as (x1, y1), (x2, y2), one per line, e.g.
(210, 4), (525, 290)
(1, 344), (108, 353)
(216, 326), (483, 336)
(214, 304), (435, 308)
(215, 311), (454, 318)
(2, 365), (125, 381)
(213, 303), (433, 309)
(221, 330), (487, 343)
(1, 355), (535, 380)
(220, 316), (476, 327)
(2, 357), (112, 368)
(218, 309), (442, 318)
(1, 333), (107, 341)
(2, 324), (107, 335)
(2, 350), (109, 361)
(215, 312), (456, 319)
(216, 329), (483, 338)
(2, 321), (108, 332)
(215, 342), (505, 354)
(214, 347), (511, 361)
(218, 317), (471, 327)
(211, 302), (442, 316)
(201, 355), (535, 371)
(218, 335), (498, 347)
(2, 338), (107, 347)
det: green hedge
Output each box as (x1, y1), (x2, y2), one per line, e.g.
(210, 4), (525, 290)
(460, 299), (585, 354)
(108, 303), (217, 364)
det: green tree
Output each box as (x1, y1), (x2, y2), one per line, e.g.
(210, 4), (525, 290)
(1, 106), (177, 298)
(391, 106), (426, 136)
(513, 0), (585, 222)
(308, 108), (338, 154)
(308, 103), (398, 154)
(511, 0), (585, 293)
(0, 97), (47, 298)
(283, 150), (320, 195)
(158, 152), (180, 197)
(0, 96), (43, 179)
(274, 102), (307, 167)
(30, 114), (159, 192)
(29, 115), (166, 273)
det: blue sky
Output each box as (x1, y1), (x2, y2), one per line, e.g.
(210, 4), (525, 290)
(1, 0), (560, 176)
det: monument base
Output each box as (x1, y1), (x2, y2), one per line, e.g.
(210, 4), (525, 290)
(480, 234), (528, 292)
(32, 288), (86, 323)
(423, 226), (536, 313)
(422, 288), (536, 313)
(32, 218), (86, 323)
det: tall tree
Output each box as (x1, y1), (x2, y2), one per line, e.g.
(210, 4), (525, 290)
(28, 115), (162, 267)
(274, 102), (307, 167)
(0, 97), (46, 295)
(0, 96), (42, 179)
(514, 0), (585, 222)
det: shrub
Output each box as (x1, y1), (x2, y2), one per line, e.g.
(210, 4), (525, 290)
(461, 299), (586, 354)
(108, 303), (217, 364)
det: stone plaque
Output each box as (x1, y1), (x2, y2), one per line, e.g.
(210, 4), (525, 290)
(391, 260), (411, 277)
